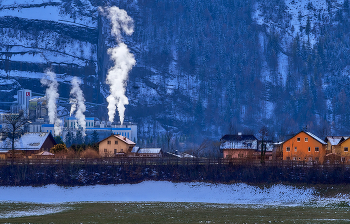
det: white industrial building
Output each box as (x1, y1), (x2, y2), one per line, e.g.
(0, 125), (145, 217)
(62, 117), (138, 143)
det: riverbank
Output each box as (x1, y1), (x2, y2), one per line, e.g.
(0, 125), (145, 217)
(0, 161), (350, 186)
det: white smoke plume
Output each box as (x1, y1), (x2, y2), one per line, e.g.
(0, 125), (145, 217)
(102, 6), (136, 125)
(69, 77), (86, 136)
(40, 70), (61, 136)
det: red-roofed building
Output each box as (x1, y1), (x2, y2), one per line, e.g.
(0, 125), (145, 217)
(98, 134), (136, 157)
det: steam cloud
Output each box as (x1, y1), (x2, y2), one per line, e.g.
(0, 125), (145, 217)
(103, 6), (136, 125)
(69, 77), (86, 136)
(40, 70), (61, 136)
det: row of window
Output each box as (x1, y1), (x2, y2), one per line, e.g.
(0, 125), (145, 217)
(286, 147), (349, 152)
(107, 141), (118, 145)
(286, 147), (319, 152)
(297, 137), (308, 142)
(103, 149), (124, 153)
(286, 157), (319, 161)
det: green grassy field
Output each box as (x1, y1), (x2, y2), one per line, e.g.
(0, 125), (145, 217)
(1, 202), (350, 223)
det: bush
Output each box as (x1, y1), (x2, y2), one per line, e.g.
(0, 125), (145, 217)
(80, 148), (100, 159)
(50, 144), (68, 154)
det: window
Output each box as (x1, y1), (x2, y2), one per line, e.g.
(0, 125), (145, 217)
(345, 147), (348, 152)
(104, 149), (107, 152)
(305, 138), (308, 142)
(286, 157), (290, 160)
(315, 157), (319, 161)
(286, 147), (290, 152)
(293, 157), (297, 160)
(294, 147), (297, 152)
(308, 147), (311, 152)
(226, 155), (232, 159)
(121, 149), (123, 152)
(315, 147), (319, 152)
(238, 153), (243, 158)
(107, 141), (111, 145)
(297, 137), (300, 142)
(114, 149), (117, 153)
(342, 157), (346, 162)
(115, 141), (118, 145)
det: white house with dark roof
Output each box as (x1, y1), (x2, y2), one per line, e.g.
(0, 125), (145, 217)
(220, 133), (258, 159)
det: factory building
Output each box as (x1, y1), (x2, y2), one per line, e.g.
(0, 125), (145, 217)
(10, 89), (32, 118)
(62, 117), (138, 143)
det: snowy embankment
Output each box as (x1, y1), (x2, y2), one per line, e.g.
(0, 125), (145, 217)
(0, 181), (320, 205)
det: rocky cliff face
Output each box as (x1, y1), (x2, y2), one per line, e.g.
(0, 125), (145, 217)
(1, 0), (350, 144)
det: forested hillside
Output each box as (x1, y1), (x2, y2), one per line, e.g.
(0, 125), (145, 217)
(1, 0), (350, 145)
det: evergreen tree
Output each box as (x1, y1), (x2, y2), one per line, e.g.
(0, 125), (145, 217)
(54, 136), (64, 144)
(91, 130), (99, 144)
(65, 130), (73, 147)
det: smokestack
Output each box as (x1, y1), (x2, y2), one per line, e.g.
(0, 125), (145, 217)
(102, 6), (136, 125)
(40, 70), (61, 136)
(69, 77), (86, 136)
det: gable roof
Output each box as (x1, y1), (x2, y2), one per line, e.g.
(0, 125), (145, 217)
(0, 132), (56, 150)
(284, 131), (326, 145)
(138, 148), (162, 154)
(337, 136), (350, 145)
(220, 134), (257, 141)
(325, 136), (349, 145)
(99, 134), (135, 145)
(305, 132), (326, 144)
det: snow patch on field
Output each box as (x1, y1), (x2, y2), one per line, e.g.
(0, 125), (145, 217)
(0, 181), (316, 205)
(0, 206), (66, 219)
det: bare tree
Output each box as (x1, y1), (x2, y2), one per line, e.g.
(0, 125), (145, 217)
(165, 131), (173, 152)
(1, 111), (29, 164)
(259, 126), (269, 164)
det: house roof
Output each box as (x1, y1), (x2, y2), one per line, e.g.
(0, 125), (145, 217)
(99, 134), (135, 145)
(0, 132), (55, 150)
(131, 146), (139, 153)
(138, 148), (162, 154)
(220, 134), (258, 150)
(35, 151), (54, 156)
(337, 136), (350, 145)
(284, 131), (326, 145)
(220, 134), (257, 141)
(325, 136), (348, 145)
(305, 132), (326, 144)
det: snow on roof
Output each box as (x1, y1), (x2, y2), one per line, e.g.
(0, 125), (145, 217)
(138, 148), (162, 154)
(0, 132), (51, 150)
(325, 136), (344, 145)
(114, 135), (135, 145)
(35, 151), (54, 156)
(306, 132), (326, 145)
(131, 146), (139, 153)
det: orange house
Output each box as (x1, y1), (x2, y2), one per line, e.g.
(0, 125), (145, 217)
(282, 131), (327, 164)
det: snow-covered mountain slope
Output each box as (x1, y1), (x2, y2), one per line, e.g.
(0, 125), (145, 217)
(1, 0), (350, 144)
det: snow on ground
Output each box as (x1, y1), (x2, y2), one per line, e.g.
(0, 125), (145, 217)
(0, 181), (316, 205)
(0, 69), (78, 83)
(0, 2), (97, 28)
(0, 205), (66, 219)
